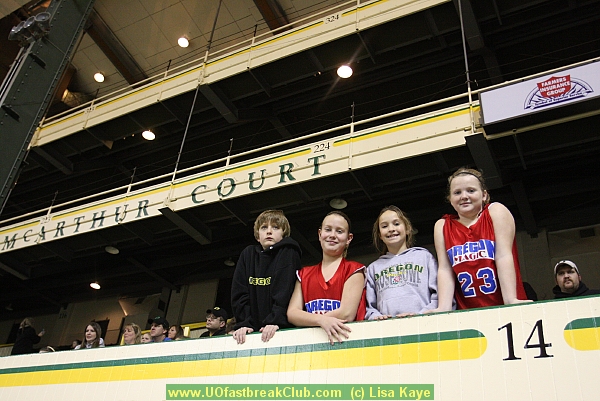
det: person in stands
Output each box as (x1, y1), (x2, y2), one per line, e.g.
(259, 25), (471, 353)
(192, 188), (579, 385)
(168, 324), (185, 340)
(122, 323), (142, 345)
(74, 322), (105, 349)
(553, 260), (600, 298)
(201, 307), (228, 337)
(11, 317), (45, 355)
(148, 316), (172, 342)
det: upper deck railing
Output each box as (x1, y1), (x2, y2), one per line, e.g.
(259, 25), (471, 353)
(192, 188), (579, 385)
(32, 0), (451, 147)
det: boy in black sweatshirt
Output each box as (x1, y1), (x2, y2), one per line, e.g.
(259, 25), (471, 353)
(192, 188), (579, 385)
(231, 210), (302, 344)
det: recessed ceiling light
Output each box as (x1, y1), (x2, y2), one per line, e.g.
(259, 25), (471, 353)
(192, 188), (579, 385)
(93, 72), (105, 83)
(105, 245), (119, 255)
(90, 281), (101, 290)
(142, 130), (155, 140)
(337, 65), (353, 78)
(178, 36), (189, 48)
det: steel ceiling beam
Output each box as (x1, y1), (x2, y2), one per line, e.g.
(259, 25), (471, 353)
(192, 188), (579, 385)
(510, 180), (538, 236)
(252, 0), (288, 31)
(350, 170), (374, 201)
(290, 225), (321, 262)
(454, 0), (503, 84)
(159, 207), (212, 245)
(85, 9), (147, 85)
(268, 116), (293, 139)
(466, 133), (503, 190)
(39, 242), (74, 262)
(198, 84), (238, 124)
(0, 260), (29, 280)
(248, 69), (272, 97)
(127, 257), (178, 291)
(122, 223), (155, 246)
(31, 146), (73, 175)
(0, 0), (97, 216)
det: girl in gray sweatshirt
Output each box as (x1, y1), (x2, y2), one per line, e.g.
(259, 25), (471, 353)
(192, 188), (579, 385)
(366, 206), (442, 319)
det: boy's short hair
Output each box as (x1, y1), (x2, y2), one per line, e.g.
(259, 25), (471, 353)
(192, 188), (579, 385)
(253, 210), (291, 240)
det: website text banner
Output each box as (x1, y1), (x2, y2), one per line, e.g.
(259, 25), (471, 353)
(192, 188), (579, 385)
(1, 104), (474, 254)
(480, 60), (600, 124)
(0, 298), (599, 400)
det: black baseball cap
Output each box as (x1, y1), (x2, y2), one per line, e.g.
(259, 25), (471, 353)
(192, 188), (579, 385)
(206, 307), (228, 321)
(148, 316), (169, 330)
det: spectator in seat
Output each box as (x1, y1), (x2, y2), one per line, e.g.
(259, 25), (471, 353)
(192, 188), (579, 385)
(201, 307), (228, 337)
(553, 260), (600, 298)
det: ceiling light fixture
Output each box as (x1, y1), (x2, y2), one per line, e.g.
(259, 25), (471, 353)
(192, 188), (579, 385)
(178, 36), (189, 48)
(105, 245), (119, 255)
(337, 64), (353, 79)
(142, 130), (156, 141)
(90, 281), (101, 290)
(93, 72), (105, 83)
(329, 198), (348, 209)
(224, 258), (235, 267)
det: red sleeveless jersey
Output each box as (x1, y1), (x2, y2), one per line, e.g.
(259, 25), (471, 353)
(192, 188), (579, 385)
(298, 258), (366, 320)
(442, 203), (527, 309)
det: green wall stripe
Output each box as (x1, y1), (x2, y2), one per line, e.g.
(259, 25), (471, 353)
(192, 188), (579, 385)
(564, 317), (600, 331)
(0, 329), (483, 376)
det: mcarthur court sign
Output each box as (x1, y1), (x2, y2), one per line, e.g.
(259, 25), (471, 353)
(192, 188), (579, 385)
(1, 103), (475, 254)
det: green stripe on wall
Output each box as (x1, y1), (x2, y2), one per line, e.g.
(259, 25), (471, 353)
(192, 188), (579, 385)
(0, 329), (483, 376)
(564, 317), (600, 330)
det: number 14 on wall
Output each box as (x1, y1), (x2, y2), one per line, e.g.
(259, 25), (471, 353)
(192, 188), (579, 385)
(499, 320), (553, 360)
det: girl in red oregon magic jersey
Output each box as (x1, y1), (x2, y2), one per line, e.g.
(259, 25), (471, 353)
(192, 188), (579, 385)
(432, 168), (528, 310)
(287, 211), (366, 345)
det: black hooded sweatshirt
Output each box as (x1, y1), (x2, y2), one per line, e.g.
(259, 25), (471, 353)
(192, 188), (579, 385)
(553, 281), (600, 299)
(231, 237), (302, 331)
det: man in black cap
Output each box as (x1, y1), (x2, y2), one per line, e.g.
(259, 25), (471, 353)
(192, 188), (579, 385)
(149, 316), (172, 342)
(553, 260), (600, 299)
(200, 307), (228, 337)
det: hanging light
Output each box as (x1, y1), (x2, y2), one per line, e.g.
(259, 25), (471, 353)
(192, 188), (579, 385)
(90, 281), (101, 290)
(142, 130), (155, 140)
(337, 64), (353, 78)
(178, 36), (189, 48)
(329, 198), (348, 209)
(93, 72), (105, 83)
(105, 245), (119, 255)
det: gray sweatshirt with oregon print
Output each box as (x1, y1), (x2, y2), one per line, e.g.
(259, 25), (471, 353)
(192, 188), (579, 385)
(365, 247), (439, 319)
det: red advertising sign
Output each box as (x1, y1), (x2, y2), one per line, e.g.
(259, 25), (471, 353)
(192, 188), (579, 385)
(537, 75), (571, 98)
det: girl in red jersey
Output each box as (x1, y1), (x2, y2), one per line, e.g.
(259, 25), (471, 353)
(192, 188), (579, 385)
(432, 168), (529, 311)
(287, 211), (366, 345)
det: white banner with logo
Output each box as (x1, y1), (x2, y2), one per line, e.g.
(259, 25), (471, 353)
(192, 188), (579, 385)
(480, 60), (600, 124)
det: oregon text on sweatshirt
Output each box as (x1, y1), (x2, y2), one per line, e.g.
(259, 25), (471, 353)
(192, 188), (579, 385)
(365, 247), (439, 319)
(231, 237), (302, 331)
